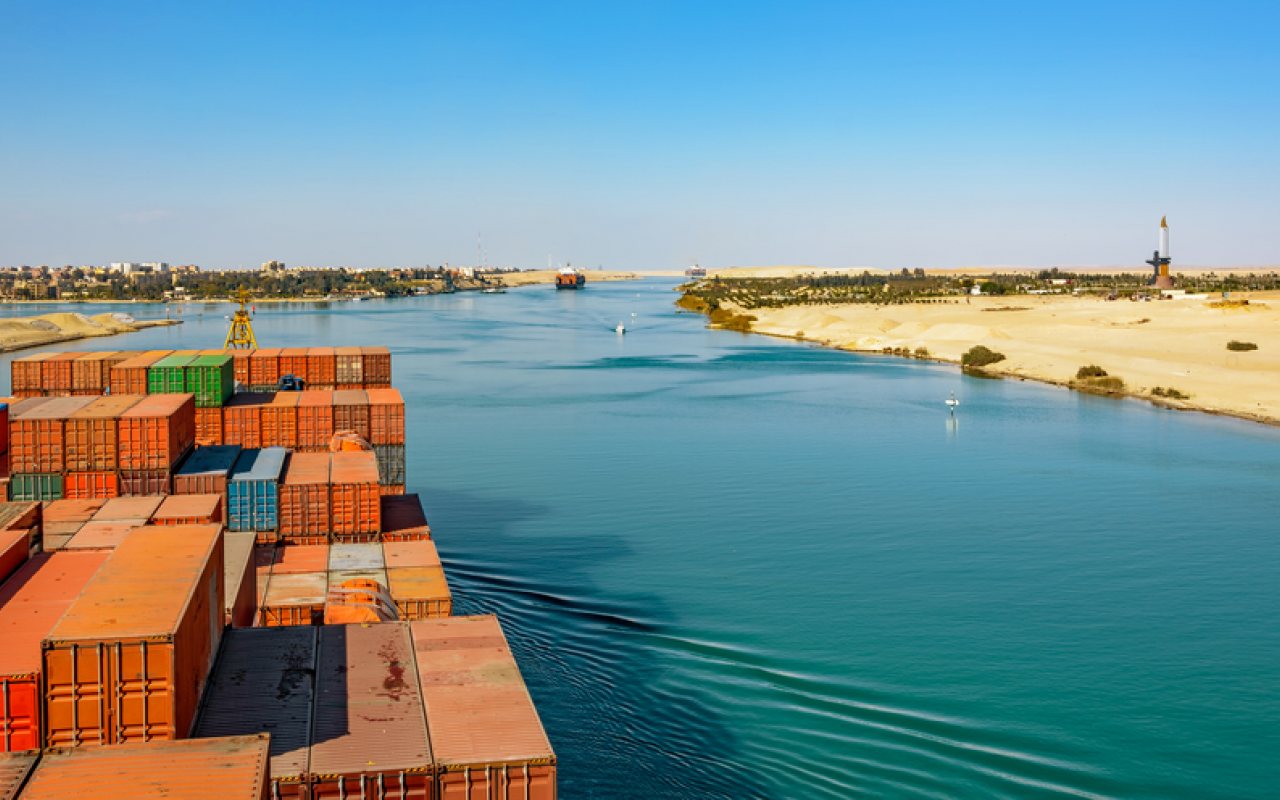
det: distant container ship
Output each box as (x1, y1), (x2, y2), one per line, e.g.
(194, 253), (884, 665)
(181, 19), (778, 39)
(685, 263), (707, 278)
(555, 266), (585, 290)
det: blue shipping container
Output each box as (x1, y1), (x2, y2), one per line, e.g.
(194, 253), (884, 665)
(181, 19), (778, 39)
(227, 447), (287, 533)
(175, 444), (243, 479)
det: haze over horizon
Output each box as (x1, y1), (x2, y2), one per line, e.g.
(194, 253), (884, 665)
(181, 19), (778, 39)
(2, 2), (1277, 270)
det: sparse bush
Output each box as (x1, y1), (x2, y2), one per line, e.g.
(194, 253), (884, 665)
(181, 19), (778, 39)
(676, 293), (710, 313)
(961, 345), (1006, 368)
(1076, 364), (1108, 379)
(708, 307), (755, 332)
(1227, 340), (1258, 351)
(914, 347), (930, 358)
(1152, 386), (1190, 400)
(1075, 375), (1126, 395)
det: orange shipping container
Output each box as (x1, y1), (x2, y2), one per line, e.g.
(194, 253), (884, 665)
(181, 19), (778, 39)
(0, 529), (30, 586)
(305, 346), (336, 389)
(279, 452), (330, 543)
(260, 391), (299, 449)
(71, 352), (117, 396)
(43, 498), (104, 526)
(361, 346), (391, 387)
(65, 395), (139, 472)
(42, 524), (224, 747)
(10, 354), (52, 398)
(41, 353), (82, 395)
(366, 388), (406, 445)
(194, 406), (224, 446)
(224, 532), (257, 628)
(309, 623), (433, 800)
(8, 396), (95, 474)
(381, 494), (431, 541)
(62, 471), (120, 500)
(387, 567), (451, 620)
(0, 551), (110, 753)
(92, 495), (162, 522)
(0, 750), (37, 796)
(329, 451), (380, 538)
(151, 493), (222, 526)
(108, 350), (171, 396)
(63, 522), (141, 551)
(410, 616), (557, 800)
(334, 346), (362, 388)
(249, 348), (282, 387)
(117, 393), (195, 471)
(223, 394), (270, 449)
(18, 734), (271, 800)
(259, 572), (326, 627)
(296, 391), (334, 451)
(278, 348), (308, 382)
(331, 389), (370, 441)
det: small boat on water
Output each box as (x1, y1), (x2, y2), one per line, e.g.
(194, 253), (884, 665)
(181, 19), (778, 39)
(555, 266), (586, 290)
(615, 322), (626, 334)
(946, 392), (959, 413)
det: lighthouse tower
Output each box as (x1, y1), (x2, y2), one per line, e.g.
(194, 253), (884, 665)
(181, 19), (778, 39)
(1146, 216), (1174, 289)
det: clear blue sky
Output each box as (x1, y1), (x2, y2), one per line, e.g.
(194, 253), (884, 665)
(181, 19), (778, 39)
(2, 1), (1277, 269)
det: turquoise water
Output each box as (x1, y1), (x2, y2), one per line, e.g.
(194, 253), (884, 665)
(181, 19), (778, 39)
(3, 286), (1278, 798)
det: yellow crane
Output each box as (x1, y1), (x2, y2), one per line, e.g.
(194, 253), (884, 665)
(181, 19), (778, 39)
(223, 287), (258, 349)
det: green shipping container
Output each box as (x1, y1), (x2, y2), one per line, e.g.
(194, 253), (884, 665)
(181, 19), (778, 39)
(9, 473), (64, 501)
(148, 354), (196, 394)
(184, 355), (235, 407)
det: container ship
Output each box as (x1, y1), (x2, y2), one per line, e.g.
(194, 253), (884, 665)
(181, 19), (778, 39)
(0, 345), (557, 799)
(555, 266), (585, 289)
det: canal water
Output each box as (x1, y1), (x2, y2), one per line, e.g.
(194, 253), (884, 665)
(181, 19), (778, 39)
(3, 284), (1278, 799)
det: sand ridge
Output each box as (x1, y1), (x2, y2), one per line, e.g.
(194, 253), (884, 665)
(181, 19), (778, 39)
(0, 311), (179, 352)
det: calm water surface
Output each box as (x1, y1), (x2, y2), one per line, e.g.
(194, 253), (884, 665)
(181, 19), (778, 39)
(3, 285), (1278, 798)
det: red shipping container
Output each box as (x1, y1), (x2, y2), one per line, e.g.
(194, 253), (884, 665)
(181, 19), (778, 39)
(65, 395), (139, 472)
(331, 389), (369, 441)
(118, 393), (195, 471)
(410, 616), (557, 800)
(296, 391), (334, 451)
(151, 493), (222, 526)
(305, 347), (336, 389)
(279, 453), (330, 543)
(260, 392), (299, 449)
(278, 348), (308, 383)
(366, 388), (405, 445)
(108, 350), (171, 395)
(41, 353), (82, 396)
(119, 469), (172, 496)
(361, 346), (391, 387)
(42, 524), (223, 747)
(380, 494), (431, 541)
(248, 348), (282, 388)
(63, 472), (120, 500)
(223, 394), (270, 449)
(194, 407), (223, 447)
(0, 551), (110, 753)
(329, 452), (380, 538)
(10, 354), (52, 398)
(8, 396), (95, 474)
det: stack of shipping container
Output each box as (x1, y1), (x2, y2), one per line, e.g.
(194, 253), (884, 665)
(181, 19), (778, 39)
(0, 346), (555, 798)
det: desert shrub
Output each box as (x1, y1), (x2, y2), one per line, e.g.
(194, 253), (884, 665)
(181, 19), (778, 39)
(676, 293), (710, 313)
(914, 347), (930, 358)
(1227, 340), (1258, 351)
(708, 307), (755, 332)
(1076, 364), (1108, 379)
(961, 345), (1006, 368)
(1075, 375), (1126, 394)
(1152, 386), (1189, 399)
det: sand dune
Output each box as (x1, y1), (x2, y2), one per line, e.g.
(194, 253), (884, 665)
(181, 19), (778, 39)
(494, 269), (640, 288)
(740, 292), (1280, 426)
(0, 312), (179, 352)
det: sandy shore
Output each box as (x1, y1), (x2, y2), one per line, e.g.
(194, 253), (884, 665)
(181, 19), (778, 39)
(0, 312), (180, 353)
(732, 293), (1280, 426)
(494, 269), (641, 287)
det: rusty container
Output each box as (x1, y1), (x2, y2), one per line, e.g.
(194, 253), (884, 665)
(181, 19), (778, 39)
(334, 346), (363, 388)
(331, 389), (370, 441)
(19, 734), (271, 800)
(384, 540), (451, 620)
(310, 623), (433, 799)
(0, 750), (37, 797)
(329, 451), (380, 539)
(173, 445), (241, 497)
(223, 532), (257, 628)
(108, 350), (171, 396)
(223, 393), (270, 449)
(278, 348), (309, 382)
(62, 472), (120, 500)
(259, 572), (326, 627)
(260, 391), (299, 449)
(305, 347), (337, 390)
(0, 551), (110, 753)
(366, 388), (405, 445)
(248, 348), (282, 389)
(43, 499), (104, 526)
(92, 495), (162, 522)
(380, 494), (431, 541)
(194, 406), (223, 446)
(295, 391), (334, 451)
(9, 396), (95, 474)
(10, 354), (52, 398)
(65, 395), (139, 472)
(63, 522), (141, 551)
(360, 346), (391, 387)
(410, 616), (556, 800)
(71, 352), (117, 396)
(117, 393), (195, 471)
(42, 524), (224, 747)
(152, 493), (223, 526)
(118, 469), (172, 496)
(0, 529), (31, 588)
(194, 628), (316, 799)
(41, 353), (82, 396)
(279, 452), (330, 544)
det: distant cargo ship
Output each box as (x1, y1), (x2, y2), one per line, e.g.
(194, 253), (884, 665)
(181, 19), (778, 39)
(555, 266), (585, 290)
(685, 264), (707, 278)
